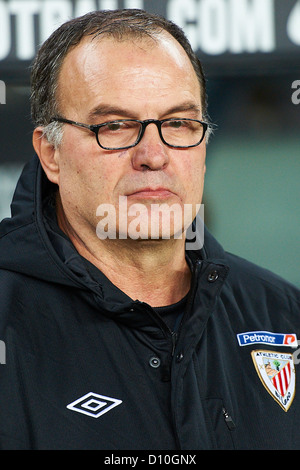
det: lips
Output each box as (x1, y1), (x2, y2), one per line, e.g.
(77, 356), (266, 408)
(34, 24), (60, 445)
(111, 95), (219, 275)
(126, 187), (175, 199)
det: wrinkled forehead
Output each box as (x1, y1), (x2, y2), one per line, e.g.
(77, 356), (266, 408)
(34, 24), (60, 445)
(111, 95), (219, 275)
(87, 29), (192, 69)
(57, 31), (200, 100)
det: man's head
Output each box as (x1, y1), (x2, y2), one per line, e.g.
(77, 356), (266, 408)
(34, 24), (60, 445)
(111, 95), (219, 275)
(30, 9), (208, 147)
(32, 9), (208, 243)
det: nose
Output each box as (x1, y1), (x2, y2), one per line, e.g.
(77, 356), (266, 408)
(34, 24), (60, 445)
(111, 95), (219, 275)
(131, 122), (169, 172)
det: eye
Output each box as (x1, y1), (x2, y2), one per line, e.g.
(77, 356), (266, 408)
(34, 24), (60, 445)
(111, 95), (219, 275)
(101, 121), (139, 132)
(106, 122), (122, 131)
(169, 120), (184, 128)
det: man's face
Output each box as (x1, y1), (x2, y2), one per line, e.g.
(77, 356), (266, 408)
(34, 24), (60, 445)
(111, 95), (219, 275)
(52, 33), (206, 241)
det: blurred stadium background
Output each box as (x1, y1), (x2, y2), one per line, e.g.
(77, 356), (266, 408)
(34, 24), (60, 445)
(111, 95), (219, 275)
(0, 0), (299, 286)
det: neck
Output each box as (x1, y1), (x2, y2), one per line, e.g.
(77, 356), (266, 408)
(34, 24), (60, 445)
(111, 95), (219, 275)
(56, 197), (191, 307)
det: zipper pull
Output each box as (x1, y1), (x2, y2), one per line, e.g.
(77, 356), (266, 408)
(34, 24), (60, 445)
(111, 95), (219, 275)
(223, 408), (236, 431)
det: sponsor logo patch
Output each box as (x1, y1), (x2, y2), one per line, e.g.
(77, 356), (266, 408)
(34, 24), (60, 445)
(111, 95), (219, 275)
(251, 350), (296, 411)
(237, 331), (298, 348)
(67, 392), (122, 418)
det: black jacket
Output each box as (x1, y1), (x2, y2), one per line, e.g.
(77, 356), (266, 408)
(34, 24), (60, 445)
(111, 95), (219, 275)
(0, 155), (299, 450)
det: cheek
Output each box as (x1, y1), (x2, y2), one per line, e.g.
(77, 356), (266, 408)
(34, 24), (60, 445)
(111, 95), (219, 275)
(57, 144), (121, 217)
(181, 149), (206, 203)
(55, 147), (96, 220)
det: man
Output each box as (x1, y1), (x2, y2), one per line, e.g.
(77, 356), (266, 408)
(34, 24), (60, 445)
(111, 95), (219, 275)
(0, 9), (299, 450)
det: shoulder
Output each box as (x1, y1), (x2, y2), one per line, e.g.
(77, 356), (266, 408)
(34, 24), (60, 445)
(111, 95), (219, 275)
(223, 251), (300, 308)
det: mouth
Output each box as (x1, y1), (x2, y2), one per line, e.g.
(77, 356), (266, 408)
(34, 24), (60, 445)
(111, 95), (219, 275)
(126, 187), (176, 200)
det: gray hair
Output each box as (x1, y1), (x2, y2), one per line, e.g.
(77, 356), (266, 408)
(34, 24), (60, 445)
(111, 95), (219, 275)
(30, 9), (209, 147)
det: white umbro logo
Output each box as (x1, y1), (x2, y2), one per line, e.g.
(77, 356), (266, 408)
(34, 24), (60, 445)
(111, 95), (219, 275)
(67, 392), (122, 418)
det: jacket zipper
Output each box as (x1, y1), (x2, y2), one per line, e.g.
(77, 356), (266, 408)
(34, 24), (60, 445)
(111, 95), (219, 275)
(164, 261), (202, 381)
(174, 260), (202, 341)
(222, 408), (236, 431)
(133, 259), (202, 380)
(171, 331), (177, 357)
(133, 300), (177, 370)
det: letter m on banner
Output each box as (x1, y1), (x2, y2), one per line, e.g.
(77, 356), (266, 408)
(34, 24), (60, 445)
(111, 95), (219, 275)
(0, 80), (6, 104)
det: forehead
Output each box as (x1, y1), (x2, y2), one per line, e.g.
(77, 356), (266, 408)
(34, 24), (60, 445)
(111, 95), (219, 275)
(57, 33), (201, 118)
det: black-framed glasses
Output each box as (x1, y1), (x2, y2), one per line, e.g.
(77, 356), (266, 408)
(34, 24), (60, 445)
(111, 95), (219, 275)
(50, 117), (208, 150)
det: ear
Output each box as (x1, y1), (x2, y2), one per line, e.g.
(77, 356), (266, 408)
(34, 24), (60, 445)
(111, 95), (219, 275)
(32, 127), (60, 185)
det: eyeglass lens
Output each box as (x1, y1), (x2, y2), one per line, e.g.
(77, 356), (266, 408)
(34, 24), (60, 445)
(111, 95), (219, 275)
(97, 120), (205, 149)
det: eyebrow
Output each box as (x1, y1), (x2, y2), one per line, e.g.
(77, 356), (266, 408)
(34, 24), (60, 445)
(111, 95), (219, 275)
(87, 102), (201, 122)
(87, 106), (135, 121)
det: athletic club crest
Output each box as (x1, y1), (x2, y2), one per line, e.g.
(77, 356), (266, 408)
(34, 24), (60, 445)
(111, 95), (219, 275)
(251, 350), (296, 411)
